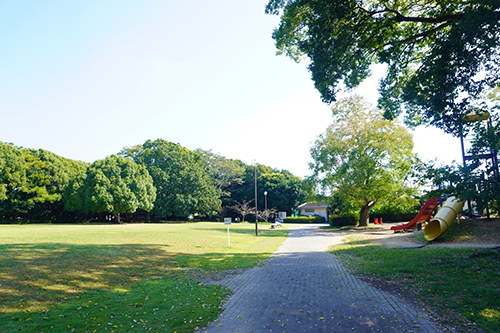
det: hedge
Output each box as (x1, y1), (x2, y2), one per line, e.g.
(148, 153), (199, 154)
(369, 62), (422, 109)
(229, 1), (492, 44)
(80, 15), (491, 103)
(283, 215), (326, 223)
(329, 215), (358, 227)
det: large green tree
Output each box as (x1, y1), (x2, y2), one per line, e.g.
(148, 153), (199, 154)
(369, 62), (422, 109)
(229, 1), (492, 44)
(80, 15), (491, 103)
(266, 0), (500, 135)
(310, 96), (417, 226)
(64, 155), (156, 223)
(195, 149), (245, 217)
(0, 143), (87, 221)
(0, 142), (27, 218)
(257, 170), (307, 216)
(121, 139), (221, 220)
(22, 149), (88, 221)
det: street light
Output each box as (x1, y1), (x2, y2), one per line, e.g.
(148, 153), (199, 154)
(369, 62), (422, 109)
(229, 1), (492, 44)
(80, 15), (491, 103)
(264, 191), (268, 222)
(254, 162), (258, 236)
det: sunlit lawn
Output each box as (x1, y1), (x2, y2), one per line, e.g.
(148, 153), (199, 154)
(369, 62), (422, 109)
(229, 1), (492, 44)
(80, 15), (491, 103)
(330, 235), (500, 332)
(0, 222), (288, 332)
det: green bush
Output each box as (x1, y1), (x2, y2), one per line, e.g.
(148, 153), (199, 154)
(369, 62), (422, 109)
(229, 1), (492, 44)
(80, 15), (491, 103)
(329, 215), (358, 227)
(283, 215), (326, 223)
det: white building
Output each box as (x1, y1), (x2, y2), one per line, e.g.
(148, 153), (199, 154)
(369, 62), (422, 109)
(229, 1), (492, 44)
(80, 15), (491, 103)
(297, 202), (328, 220)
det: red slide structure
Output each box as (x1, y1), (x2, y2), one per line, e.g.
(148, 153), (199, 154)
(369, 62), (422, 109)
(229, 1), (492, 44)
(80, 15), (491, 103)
(390, 197), (441, 232)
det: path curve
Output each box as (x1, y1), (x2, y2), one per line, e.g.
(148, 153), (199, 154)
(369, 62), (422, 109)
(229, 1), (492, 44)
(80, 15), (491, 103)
(204, 224), (449, 333)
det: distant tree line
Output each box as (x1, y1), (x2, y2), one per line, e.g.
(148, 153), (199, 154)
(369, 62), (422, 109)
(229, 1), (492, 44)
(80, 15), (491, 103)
(0, 139), (310, 223)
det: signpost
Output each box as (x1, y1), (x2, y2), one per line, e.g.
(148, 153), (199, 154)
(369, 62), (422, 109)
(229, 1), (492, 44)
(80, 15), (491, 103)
(224, 217), (232, 247)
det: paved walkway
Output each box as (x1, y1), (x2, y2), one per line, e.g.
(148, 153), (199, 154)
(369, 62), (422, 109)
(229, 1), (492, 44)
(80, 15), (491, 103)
(203, 224), (450, 333)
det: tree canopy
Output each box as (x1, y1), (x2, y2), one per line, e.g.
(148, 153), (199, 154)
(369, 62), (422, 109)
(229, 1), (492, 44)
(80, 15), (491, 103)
(64, 155), (155, 223)
(266, 0), (500, 135)
(309, 96), (417, 226)
(257, 170), (307, 215)
(121, 139), (221, 220)
(0, 142), (25, 202)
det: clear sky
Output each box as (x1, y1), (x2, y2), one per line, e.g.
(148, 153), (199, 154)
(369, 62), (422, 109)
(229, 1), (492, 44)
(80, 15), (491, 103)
(0, 0), (463, 178)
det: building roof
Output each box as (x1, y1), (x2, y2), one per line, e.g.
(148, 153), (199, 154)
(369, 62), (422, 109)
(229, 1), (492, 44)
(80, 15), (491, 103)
(297, 202), (328, 210)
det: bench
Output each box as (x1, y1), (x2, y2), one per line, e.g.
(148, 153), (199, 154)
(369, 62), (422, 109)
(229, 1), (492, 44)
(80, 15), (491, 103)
(270, 221), (282, 229)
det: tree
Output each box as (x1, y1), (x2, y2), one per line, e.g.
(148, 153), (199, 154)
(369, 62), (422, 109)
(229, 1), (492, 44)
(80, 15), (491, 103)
(195, 149), (245, 217)
(0, 142), (25, 201)
(266, 0), (500, 135)
(257, 170), (307, 216)
(0, 143), (88, 221)
(121, 139), (221, 220)
(231, 200), (255, 222)
(21, 148), (88, 221)
(64, 155), (156, 223)
(309, 96), (417, 226)
(258, 207), (278, 223)
(0, 142), (27, 219)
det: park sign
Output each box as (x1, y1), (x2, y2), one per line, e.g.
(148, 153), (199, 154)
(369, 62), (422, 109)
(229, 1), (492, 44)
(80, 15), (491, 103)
(224, 218), (231, 247)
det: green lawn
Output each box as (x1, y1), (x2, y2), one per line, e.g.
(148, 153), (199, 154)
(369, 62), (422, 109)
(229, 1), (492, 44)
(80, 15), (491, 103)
(0, 222), (288, 332)
(330, 235), (500, 333)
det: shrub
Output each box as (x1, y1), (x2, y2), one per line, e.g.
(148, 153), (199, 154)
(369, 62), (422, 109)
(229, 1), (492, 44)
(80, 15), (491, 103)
(283, 215), (326, 223)
(329, 215), (358, 227)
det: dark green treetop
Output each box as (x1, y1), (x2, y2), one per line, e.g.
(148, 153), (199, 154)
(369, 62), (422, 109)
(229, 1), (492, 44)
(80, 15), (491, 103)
(266, 0), (500, 135)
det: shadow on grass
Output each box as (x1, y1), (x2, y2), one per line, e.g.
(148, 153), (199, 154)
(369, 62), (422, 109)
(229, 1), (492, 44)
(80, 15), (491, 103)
(0, 243), (273, 314)
(1, 276), (229, 333)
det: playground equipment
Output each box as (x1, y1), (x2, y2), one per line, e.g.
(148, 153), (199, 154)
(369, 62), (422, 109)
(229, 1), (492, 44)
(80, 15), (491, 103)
(390, 197), (440, 232)
(390, 196), (465, 241)
(424, 196), (465, 241)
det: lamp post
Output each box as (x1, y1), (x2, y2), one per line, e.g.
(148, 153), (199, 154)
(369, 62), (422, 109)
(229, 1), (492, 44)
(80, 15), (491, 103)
(254, 162), (258, 236)
(264, 191), (268, 222)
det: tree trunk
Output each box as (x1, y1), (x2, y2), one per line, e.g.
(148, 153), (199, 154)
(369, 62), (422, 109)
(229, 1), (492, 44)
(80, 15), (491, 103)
(359, 205), (370, 227)
(113, 213), (123, 224)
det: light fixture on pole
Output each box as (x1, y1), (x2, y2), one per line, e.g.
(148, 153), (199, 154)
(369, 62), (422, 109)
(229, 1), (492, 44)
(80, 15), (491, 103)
(254, 162), (258, 236)
(264, 191), (268, 222)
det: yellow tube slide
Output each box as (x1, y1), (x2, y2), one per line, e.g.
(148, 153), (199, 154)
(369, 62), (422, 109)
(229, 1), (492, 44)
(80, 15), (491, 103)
(424, 196), (465, 241)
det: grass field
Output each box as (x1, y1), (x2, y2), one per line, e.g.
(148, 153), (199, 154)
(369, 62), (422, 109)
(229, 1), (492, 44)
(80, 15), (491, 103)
(330, 226), (500, 333)
(0, 222), (288, 332)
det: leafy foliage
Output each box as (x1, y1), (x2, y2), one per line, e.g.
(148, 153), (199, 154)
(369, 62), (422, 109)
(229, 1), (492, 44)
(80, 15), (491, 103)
(309, 96), (418, 226)
(64, 155), (156, 223)
(266, 0), (500, 135)
(0, 143), (87, 220)
(258, 170), (307, 215)
(0, 142), (26, 216)
(121, 139), (221, 220)
(329, 215), (358, 227)
(419, 88), (500, 214)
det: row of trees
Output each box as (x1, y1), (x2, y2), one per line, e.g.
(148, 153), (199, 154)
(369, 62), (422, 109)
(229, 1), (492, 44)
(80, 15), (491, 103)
(0, 139), (310, 223)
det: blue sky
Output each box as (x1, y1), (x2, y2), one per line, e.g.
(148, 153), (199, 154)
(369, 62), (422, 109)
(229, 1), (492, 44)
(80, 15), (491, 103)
(0, 0), (462, 177)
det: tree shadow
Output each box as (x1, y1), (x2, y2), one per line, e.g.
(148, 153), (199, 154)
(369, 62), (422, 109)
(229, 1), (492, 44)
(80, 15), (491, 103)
(0, 242), (274, 314)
